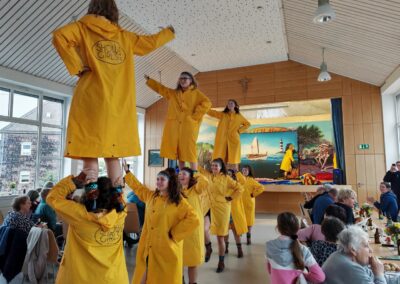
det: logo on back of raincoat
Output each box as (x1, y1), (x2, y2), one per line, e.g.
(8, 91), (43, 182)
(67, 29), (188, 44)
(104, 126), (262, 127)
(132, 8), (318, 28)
(93, 40), (126, 65)
(94, 225), (123, 246)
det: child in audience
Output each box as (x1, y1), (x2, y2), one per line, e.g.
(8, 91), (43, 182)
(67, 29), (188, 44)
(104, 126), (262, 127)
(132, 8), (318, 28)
(266, 212), (325, 284)
(368, 182), (398, 221)
(310, 217), (345, 266)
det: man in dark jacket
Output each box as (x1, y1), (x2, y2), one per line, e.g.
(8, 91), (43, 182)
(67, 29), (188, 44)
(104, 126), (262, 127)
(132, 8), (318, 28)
(312, 188), (338, 224)
(384, 163), (400, 206)
(368, 182), (398, 221)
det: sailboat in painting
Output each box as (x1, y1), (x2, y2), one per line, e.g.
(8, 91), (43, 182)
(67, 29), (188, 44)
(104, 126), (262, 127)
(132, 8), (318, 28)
(246, 137), (268, 160)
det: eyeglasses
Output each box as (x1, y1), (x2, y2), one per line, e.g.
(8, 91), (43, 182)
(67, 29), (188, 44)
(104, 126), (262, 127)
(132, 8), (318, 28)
(179, 77), (191, 80)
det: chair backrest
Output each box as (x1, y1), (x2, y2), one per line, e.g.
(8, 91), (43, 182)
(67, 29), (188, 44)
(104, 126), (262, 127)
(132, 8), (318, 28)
(47, 230), (59, 264)
(62, 222), (69, 239)
(124, 203), (140, 234)
(299, 203), (306, 217)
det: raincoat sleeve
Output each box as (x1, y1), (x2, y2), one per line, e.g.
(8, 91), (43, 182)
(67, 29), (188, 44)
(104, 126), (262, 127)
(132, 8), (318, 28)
(250, 178), (265, 197)
(207, 109), (223, 120)
(227, 176), (244, 200)
(146, 78), (174, 99)
(124, 172), (154, 203)
(192, 173), (209, 194)
(131, 28), (175, 56)
(170, 199), (200, 242)
(236, 172), (246, 185)
(46, 176), (89, 226)
(192, 92), (212, 121)
(52, 23), (84, 76)
(238, 115), (251, 133)
(198, 166), (211, 179)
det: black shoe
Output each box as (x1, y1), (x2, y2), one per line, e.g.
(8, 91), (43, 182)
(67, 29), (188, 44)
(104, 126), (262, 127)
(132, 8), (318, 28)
(216, 261), (225, 273)
(225, 241), (229, 254)
(246, 233), (251, 245)
(205, 242), (212, 262)
(237, 243), (243, 258)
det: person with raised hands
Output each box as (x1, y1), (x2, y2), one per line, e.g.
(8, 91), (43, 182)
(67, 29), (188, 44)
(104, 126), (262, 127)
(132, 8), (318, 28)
(123, 160), (199, 284)
(178, 167), (209, 284)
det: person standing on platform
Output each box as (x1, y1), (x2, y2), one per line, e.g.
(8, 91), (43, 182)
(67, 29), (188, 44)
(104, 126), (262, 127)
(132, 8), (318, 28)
(198, 158), (243, 273)
(280, 143), (295, 179)
(207, 100), (251, 171)
(123, 161), (199, 284)
(178, 167), (209, 284)
(384, 162), (400, 207)
(145, 72), (211, 171)
(52, 0), (175, 194)
(236, 165), (265, 245)
(311, 188), (338, 224)
(225, 169), (248, 258)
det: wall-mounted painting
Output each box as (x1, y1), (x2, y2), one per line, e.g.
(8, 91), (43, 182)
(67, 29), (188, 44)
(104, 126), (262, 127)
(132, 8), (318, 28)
(148, 149), (164, 167)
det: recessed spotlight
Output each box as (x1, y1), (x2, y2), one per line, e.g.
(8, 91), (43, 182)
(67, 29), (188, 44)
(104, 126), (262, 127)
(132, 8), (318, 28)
(266, 40), (272, 44)
(257, 6), (263, 10)
(191, 53), (196, 56)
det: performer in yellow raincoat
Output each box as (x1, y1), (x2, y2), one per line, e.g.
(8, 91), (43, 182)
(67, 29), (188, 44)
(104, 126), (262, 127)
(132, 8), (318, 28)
(199, 158), (243, 273)
(46, 171), (128, 284)
(207, 99), (250, 170)
(123, 162), (199, 284)
(280, 143), (295, 178)
(178, 168), (209, 284)
(52, 0), (175, 185)
(236, 165), (264, 245)
(145, 73), (211, 170)
(224, 169), (248, 258)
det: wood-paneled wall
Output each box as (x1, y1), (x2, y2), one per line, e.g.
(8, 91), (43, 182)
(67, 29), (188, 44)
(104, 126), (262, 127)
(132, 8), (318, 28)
(144, 60), (385, 203)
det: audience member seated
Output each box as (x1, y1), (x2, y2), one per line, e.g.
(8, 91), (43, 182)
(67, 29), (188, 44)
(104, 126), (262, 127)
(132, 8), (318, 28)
(0, 196), (35, 283)
(35, 188), (62, 236)
(368, 182), (398, 222)
(310, 217), (345, 266)
(322, 225), (385, 284)
(312, 188), (338, 225)
(298, 204), (347, 243)
(335, 189), (357, 225)
(304, 185), (332, 210)
(266, 212), (325, 284)
(26, 190), (40, 220)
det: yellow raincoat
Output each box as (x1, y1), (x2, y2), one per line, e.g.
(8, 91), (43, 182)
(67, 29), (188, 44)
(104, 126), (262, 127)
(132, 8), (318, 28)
(198, 167), (243, 236)
(124, 172), (199, 284)
(53, 15), (174, 158)
(207, 110), (250, 164)
(46, 176), (128, 284)
(280, 149), (294, 172)
(146, 79), (211, 162)
(230, 194), (248, 236)
(236, 172), (265, 226)
(182, 173), (209, 267)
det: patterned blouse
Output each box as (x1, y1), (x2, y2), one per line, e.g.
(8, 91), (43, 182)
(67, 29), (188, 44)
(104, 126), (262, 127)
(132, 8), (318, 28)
(310, 240), (337, 266)
(2, 211), (35, 234)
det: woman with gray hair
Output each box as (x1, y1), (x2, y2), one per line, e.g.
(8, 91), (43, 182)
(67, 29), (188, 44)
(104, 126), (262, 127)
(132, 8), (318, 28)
(335, 188), (357, 225)
(322, 225), (386, 284)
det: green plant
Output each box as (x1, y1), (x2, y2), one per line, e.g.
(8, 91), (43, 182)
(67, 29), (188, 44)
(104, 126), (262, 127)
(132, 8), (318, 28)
(297, 125), (323, 147)
(9, 182), (16, 189)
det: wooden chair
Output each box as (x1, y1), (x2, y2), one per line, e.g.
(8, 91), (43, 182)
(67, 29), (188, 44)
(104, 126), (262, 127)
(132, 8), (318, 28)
(124, 203), (140, 234)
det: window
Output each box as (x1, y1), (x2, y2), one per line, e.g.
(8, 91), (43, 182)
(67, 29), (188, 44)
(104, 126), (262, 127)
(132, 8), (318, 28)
(19, 171), (31, 183)
(0, 86), (65, 193)
(20, 142), (32, 156)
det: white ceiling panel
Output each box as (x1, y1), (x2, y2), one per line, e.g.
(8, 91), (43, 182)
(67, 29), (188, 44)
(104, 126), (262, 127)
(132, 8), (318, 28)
(117, 0), (289, 71)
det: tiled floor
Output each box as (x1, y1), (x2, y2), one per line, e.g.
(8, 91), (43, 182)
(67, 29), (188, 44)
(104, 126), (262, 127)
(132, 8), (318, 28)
(125, 214), (277, 283)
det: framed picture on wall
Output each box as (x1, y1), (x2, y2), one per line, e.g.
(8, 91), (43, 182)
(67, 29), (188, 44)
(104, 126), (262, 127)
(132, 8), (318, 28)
(148, 149), (164, 167)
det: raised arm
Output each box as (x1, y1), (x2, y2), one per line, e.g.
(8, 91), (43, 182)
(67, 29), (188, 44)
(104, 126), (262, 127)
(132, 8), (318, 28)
(46, 175), (90, 226)
(250, 178), (265, 198)
(146, 78), (174, 99)
(227, 176), (244, 200)
(131, 27), (175, 56)
(52, 23), (84, 76)
(192, 173), (209, 195)
(238, 115), (251, 133)
(124, 171), (154, 203)
(207, 109), (223, 120)
(192, 92), (212, 121)
(198, 166), (212, 179)
(169, 198), (200, 242)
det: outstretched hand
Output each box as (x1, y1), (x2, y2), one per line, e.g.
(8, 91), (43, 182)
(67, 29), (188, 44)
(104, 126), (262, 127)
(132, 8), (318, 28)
(72, 168), (97, 188)
(167, 25), (175, 34)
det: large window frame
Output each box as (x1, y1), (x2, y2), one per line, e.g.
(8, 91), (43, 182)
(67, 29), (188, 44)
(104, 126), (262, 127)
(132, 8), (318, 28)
(0, 83), (67, 191)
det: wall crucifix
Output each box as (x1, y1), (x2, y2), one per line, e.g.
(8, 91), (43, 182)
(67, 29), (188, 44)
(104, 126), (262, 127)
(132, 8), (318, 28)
(238, 77), (251, 95)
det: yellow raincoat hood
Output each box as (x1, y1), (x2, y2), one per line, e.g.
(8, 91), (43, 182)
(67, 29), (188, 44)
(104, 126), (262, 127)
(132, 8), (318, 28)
(79, 14), (121, 38)
(90, 209), (121, 231)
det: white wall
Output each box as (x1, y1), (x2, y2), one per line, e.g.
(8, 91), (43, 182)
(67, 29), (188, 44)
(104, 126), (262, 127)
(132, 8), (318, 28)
(381, 66), (400, 169)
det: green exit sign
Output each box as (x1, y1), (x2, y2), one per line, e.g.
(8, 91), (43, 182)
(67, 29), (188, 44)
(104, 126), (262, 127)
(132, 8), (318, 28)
(359, 144), (369, 150)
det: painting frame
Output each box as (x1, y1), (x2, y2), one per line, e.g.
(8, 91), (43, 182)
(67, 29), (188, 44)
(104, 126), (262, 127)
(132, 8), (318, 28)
(148, 149), (164, 167)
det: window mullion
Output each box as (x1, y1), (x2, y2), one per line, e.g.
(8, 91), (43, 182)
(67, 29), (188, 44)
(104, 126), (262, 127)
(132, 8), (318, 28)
(35, 94), (44, 188)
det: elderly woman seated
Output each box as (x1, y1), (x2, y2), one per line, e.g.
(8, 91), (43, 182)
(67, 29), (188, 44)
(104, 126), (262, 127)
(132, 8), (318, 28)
(322, 225), (386, 284)
(335, 189), (357, 225)
(2, 196), (35, 234)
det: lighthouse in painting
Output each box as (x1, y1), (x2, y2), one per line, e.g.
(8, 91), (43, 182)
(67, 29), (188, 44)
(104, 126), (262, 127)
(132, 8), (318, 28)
(279, 138), (283, 153)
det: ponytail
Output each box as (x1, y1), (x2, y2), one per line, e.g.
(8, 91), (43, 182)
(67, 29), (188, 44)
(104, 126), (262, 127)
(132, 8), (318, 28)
(277, 212), (304, 270)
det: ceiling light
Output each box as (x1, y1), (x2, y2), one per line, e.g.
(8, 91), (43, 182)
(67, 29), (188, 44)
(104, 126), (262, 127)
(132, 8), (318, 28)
(313, 0), (336, 24)
(318, 48), (331, 82)
(191, 53), (196, 56)
(266, 40), (272, 44)
(257, 6), (263, 10)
